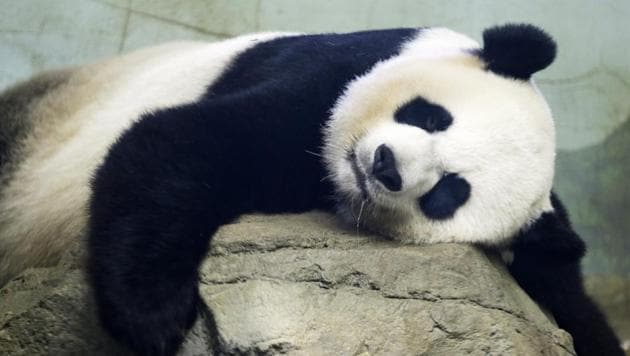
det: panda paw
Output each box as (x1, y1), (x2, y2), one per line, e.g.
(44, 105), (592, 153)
(94, 279), (201, 356)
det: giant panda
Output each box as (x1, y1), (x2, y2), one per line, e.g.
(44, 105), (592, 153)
(0, 24), (623, 356)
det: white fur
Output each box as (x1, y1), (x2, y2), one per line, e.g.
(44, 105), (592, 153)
(324, 28), (556, 246)
(0, 32), (291, 284)
(401, 27), (480, 59)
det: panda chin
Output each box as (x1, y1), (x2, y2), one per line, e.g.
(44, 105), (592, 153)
(347, 150), (370, 201)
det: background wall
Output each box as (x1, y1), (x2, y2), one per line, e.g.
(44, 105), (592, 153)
(1, 0), (628, 346)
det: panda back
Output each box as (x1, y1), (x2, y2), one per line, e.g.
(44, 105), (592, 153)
(0, 33), (287, 285)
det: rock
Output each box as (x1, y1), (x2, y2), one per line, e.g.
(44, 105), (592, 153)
(0, 268), (130, 356)
(0, 212), (576, 355)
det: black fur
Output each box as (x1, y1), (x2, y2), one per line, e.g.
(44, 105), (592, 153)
(480, 23), (557, 80)
(394, 96), (453, 132)
(88, 29), (416, 356)
(418, 173), (471, 220)
(510, 193), (624, 356)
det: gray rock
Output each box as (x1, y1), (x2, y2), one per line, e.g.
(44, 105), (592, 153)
(0, 212), (576, 355)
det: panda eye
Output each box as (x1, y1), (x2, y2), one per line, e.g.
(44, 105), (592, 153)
(394, 96), (453, 133)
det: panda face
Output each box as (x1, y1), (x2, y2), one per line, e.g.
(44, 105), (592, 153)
(323, 28), (556, 245)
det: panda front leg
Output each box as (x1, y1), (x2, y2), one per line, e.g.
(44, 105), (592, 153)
(88, 111), (244, 356)
(508, 194), (624, 356)
(89, 206), (220, 356)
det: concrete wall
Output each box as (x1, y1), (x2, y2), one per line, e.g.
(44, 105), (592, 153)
(1, 0), (629, 338)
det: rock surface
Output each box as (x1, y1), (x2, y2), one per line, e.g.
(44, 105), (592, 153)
(0, 212), (576, 355)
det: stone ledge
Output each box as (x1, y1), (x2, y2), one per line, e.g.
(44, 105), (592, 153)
(0, 212), (575, 355)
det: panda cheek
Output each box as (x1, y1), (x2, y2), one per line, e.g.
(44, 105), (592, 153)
(418, 173), (471, 220)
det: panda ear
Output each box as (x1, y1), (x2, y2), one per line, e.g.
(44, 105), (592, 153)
(480, 23), (557, 80)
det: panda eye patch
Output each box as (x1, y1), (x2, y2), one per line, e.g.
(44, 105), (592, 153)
(394, 96), (453, 132)
(418, 173), (471, 220)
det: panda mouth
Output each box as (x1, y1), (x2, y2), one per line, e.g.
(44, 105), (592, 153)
(348, 150), (370, 200)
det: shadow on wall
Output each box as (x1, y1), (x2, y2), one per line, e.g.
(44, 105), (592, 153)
(555, 116), (630, 276)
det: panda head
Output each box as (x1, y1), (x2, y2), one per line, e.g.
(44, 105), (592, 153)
(323, 24), (557, 245)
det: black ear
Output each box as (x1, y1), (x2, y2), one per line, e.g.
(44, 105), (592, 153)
(480, 23), (557, 80)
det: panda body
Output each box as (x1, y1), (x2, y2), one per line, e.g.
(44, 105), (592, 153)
(0, 26), (623, 355)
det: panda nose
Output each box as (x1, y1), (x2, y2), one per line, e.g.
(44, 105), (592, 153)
(372, 144), (402, 192)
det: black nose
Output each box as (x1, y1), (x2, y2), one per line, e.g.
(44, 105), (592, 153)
(372, 144), (402, 192)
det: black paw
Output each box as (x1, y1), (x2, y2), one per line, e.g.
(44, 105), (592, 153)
(94, 280), (201, 356)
